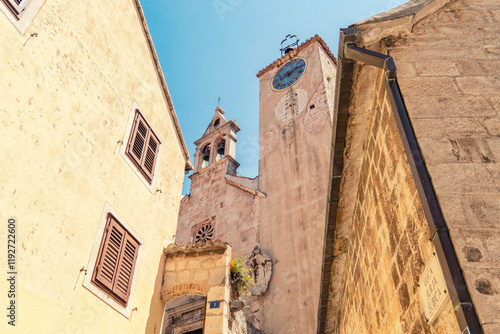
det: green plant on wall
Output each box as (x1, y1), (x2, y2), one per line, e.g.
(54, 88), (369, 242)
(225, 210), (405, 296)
(230, 253), (254, 297)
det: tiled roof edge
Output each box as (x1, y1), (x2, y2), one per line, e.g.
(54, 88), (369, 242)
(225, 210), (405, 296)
(256, 35), (337, 78)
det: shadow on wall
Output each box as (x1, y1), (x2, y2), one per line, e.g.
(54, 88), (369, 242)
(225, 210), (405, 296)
(144, 252), (167, 334)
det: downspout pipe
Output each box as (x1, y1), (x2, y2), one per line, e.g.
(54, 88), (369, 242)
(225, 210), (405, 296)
(340, 28), (482, 334)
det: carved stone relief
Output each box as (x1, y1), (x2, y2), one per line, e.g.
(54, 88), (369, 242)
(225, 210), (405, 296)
(247, 246), (272, 296)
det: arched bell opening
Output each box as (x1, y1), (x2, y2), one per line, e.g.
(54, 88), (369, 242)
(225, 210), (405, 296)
(201, 144), (211, 168)
(214, 137), (226, 162)
(213, 118), (220, 129)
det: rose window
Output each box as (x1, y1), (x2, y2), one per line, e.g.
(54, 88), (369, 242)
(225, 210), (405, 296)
(195, 224), (214, 243)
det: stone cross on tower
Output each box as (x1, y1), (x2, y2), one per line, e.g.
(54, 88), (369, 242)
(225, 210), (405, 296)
(192, 106), (240, 174)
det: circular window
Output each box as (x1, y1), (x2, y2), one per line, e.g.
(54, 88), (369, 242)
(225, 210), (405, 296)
(195, 224), (214, 243)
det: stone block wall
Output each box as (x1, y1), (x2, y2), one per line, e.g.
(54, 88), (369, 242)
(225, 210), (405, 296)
(176, 159), (263, 326)
(177, 159), (260, 257)
(382, 0), (500, 331)
(333, 65), (460, 333)
(161, 242), (232, 334)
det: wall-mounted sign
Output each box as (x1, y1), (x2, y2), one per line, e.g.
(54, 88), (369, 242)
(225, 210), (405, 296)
(418, 253), (450, 324)
(209, 300), (220, 309)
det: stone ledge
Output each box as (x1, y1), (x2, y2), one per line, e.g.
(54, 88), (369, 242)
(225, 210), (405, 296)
(164, 240), (229, 256)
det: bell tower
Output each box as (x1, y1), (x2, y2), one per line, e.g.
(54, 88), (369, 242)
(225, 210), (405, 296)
(192, 106), (240, 175)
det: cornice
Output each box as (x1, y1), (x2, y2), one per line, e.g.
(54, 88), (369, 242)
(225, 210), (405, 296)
(164, 240), (229, 256)
(256, 34), (337, 78)
(133, 0), (193, 171)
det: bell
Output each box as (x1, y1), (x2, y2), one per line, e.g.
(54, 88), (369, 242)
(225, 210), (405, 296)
(203, 150), (210, 161)
(217, 142), (225, 155)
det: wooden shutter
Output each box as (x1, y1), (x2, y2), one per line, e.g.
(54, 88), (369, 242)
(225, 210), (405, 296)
(127, 112), (148, 168)
(112, 233), (139, 302)
(93, 215), (140, 306)
(126, 110), (160, 183)
(94, 216), (125, 292)
(142, 132), (159, 181)
(5, 0), (29, 17)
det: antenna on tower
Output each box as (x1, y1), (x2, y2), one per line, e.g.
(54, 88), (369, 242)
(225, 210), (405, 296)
(218, 97), (221, 106)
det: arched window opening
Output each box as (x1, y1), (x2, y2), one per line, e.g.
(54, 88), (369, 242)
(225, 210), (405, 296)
(201, 144), (210, 168)
(213, 118), (220, 129)
(215, 137), (225, 162)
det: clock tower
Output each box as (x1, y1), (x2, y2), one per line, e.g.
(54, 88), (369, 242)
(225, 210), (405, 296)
(174, 35), (337, 334)
(255, 35), (337, 333)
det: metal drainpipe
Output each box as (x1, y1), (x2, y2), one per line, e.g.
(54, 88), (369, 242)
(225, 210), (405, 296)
(340, 28), (483, 334)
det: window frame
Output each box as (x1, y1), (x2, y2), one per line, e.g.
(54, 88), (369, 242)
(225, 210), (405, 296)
(0, 0), (45, 34)
(119, 103), (162, 193)
(126, 111), (160, 183)
(92, 213), (140, 307)
(83, 203), (143, 318)
(4, 0), (28, 17)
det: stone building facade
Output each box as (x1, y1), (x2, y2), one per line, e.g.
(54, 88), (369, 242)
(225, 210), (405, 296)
(0, 1), (191, 333)
(3, 0), (498, 333)
(176, 36), (337, 333)
(321, 0), (500, 333)
(176, 1), (499, 333)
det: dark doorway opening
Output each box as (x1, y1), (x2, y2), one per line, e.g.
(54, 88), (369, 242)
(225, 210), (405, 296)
(161, 295), (206, 334)
(185, 330), (203, 334)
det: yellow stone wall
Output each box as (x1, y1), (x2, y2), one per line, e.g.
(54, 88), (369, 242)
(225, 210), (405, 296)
(0, 1), (187, 333)
(161, 243), (233, 334)
(386, 2), (500, 331)
(326, 62), (460, 333)
(326, 0), (500, 332)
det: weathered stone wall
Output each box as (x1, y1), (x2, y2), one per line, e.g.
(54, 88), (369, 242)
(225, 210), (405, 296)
(329, 61), (461, 333)
(382, 0), (500, 331)
(176, 158), (260, 256)
(162, 296), (205, 334)
(0, 1), (186, 333)
(176, 158), (261, 325)
(162, 242), (233, 334)
(325, 1), (500, 333)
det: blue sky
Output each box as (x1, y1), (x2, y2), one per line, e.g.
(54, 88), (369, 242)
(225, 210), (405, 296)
(141, 0), (407, 194)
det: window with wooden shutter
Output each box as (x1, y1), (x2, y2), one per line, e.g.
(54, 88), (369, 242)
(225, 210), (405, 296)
(125, 110), (160, 183)
(1, 0), (45, 34)
(92, 214), (140, 306)
(3, 0), (29, 18)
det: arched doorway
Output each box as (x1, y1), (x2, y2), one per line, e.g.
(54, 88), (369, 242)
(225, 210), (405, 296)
(161, 295), (205, 334)
(160, 241), (232, 334)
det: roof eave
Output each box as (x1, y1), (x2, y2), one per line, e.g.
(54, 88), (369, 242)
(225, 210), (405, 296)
(133, 0), (193, 171)
(256, 34), (337, 78)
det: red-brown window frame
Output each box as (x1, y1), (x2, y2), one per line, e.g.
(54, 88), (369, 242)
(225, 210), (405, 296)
(92, 214), (140, 307)
(125, 110), (161, 184)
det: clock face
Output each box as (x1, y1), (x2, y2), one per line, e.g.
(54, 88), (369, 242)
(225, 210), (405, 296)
(272, 58), (306, 90)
